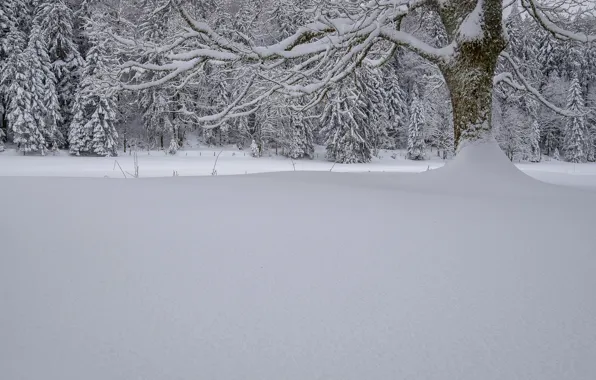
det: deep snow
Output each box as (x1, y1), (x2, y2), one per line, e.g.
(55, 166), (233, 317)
(1, 142), (595, 380)
(2, 145), (596, 190)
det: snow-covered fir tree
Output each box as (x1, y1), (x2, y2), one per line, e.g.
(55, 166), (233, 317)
(381, 64), (409, 149)
(26, 20), (62, 150)
(539, 70), (567, 156)
(529, 120), (541, 162)
(36, 0), (83, 142)
(320, 80), (372, 164)
(89, 93), (118, 156)
(407, 89), (426, 161)
(286, 114), (314, 160)
(250, 139), (260, 158)
(563, 73), (586, 163)
(1, 0), (28, 144)
(140, 89), (172, 149)
(1, 20), (59, 154)
(356, 67), (390, 155)
(1, 49), (47, 154)
(69, 29), (118, 156)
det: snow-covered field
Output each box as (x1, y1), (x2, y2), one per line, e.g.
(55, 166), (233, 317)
(2, 145), (596, 189)
(1, 143), (596, 380)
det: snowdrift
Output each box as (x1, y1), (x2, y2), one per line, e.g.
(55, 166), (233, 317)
(401, 140), (555, 196)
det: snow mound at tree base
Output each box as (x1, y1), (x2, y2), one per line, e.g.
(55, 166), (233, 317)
(406, 140), (553, 196)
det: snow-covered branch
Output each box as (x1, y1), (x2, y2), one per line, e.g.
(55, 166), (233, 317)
(522, 0), (596, 42)
(116, 0), (463, 126)
(497, 52), (584, 117)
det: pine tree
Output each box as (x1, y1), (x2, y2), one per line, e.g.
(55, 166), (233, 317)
(495, 101), (525, 161)
(407, 90), (426, 160)
(529, 120), (541, 162)
(72, 0), (89, 48)
(36, 0), (83, 142)
(320, 82), (372, 164)
(1, 20), (59, 154)
(563, 73), (586, 163)
(436, 119), (454, 159)
(67, 92), (90, 154)
(356, 68), (389, 155)
(28, 21), (61, 150)
(141, 89), (172, 149)
(167, 134), (179, 155)
(539, 70), (566, 156)
(250, 139), (260, 157)
(1, 51), (47, 154)
(553, 147), (561, 160)
(69, 31), (118, 156)
(89, 94), (118, 156)
(382, 64), (409, 149)
(286, 114), (314, 159)
(0, 2), (15, 58)
(1, 1), (28, 147)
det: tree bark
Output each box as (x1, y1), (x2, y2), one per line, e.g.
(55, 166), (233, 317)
(443, 62), (496, 148)
(437, 0), (507, 150)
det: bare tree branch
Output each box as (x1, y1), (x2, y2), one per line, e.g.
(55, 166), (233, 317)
(497, 52), (585, 117)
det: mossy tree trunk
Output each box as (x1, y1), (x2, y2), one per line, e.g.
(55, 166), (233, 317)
(434, 0), (508, 149)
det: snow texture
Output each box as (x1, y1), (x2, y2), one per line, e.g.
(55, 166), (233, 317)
(458, 0), (485, 42)
(1, 142), (596, 380)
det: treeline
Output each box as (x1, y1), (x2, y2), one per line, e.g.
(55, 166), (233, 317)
(0, 0), (595, 163)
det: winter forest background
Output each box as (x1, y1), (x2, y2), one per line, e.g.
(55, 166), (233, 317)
(1, 0), (595, 164)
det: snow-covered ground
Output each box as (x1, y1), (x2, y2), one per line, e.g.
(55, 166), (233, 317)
(2, 145), (596, 189)
(1, 142), (596, 380)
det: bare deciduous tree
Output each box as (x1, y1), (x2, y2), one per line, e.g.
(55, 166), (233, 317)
(118, 0), (595, 151)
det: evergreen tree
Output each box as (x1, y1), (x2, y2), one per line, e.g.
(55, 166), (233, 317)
(89, 93), (118, 156)
(27, 20), (62, 149)
(286, 114), (314, 159)
(140, 89), (172, 149)
(0, 2), (15, 58)
(67, 91), (90, 154)
(436, 118), (454, 159)
(381, 65), (409, 149)
(529, 120), (541, 162)
(167, 134), (179, 155)
(563, 73), (586, 163)
(72, 0), (92, 56)
(1, 50), (47, 154)
(69, 31), (118, 156)
(495, 101), (525, 161)
(407, 90), (426, 160)
(0, 1), (28, 146)
(356, 68), (390, 155)
(320, 81), (372, 164)
(250, 139), (260, 157)
(1, 21), (58, 154)
(539, 70), (567, 156)
(36, 0), (83, 142)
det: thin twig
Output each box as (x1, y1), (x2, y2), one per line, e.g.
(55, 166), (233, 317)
(113, 160), (127, 178)
(212, 150), (223, 175)
(329, 161), (338, 172)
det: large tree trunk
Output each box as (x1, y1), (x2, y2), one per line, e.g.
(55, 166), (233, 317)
(442, 59), (498, 148)
(437, 0), (507, 150)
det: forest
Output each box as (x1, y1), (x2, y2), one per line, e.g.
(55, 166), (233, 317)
(0, 0), (595, 164)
